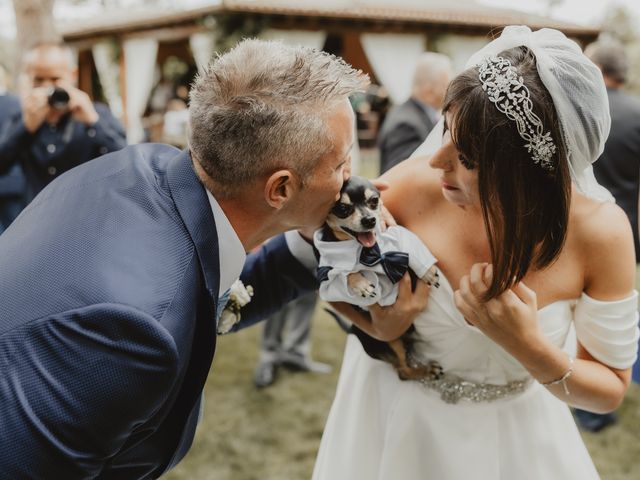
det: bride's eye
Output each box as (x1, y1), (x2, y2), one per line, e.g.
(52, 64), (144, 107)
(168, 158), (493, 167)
(458, 154), (475, 170)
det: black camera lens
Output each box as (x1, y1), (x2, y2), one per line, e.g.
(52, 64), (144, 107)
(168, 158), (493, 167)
(47, 87), (70, 109)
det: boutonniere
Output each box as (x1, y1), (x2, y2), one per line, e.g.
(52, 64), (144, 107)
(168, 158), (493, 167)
(217, 279), (254, 334)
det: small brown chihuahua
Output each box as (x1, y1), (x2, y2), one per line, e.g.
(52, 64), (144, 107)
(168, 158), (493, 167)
(315, 176), (442, 381)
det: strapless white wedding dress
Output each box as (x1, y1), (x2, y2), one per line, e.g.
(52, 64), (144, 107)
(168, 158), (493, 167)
(313, 269), (639, 480)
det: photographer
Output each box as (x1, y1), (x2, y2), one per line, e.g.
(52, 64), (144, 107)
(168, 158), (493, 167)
(0, 44), (126, 204)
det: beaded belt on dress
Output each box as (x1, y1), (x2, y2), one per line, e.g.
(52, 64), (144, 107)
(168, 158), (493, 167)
(408, 352), (533, 404)
(417, 371), (533, 404)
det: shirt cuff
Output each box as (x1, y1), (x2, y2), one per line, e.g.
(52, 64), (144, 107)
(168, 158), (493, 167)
(284, 230), (317, 273)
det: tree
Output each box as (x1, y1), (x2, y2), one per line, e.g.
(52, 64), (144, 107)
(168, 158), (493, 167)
(598, 5), (640, 95)
(11, 0), (61, 75)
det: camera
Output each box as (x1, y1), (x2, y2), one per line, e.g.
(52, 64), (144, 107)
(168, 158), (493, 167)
(47, 87), (70, 110)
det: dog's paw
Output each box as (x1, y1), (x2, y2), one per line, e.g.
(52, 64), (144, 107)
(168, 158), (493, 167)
(422, 266), (440, 288)
(425, 361), (444, 380)
(347, 272), (377, 298)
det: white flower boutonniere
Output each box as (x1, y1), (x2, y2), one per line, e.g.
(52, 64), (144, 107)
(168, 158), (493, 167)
(217, 279), (254, 334)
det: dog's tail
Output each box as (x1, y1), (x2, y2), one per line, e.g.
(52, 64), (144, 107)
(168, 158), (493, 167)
(323, 307), (352, 333)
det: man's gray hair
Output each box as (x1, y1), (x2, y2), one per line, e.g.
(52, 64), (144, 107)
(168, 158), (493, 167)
(585, 41), (628, 85)
(189, 38), (369, 197)
(22, 43), (77, 70)
(413, 52), (452, 87)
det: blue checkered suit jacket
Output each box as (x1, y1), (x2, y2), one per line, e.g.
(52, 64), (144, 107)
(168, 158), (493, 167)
(0, 144), (316, 478)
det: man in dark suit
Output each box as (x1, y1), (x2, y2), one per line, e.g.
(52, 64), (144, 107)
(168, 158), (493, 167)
(575, 41), (640, 432)
(0, 43), (126, 204)
(377, 52), (452, 173)
(0, 39), (423, 478)
(0, 78), (24, 233)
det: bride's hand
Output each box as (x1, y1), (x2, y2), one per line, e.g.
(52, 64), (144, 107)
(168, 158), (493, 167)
(330, 272), (430, 341)
(454, 263), (543, 352)
(372, 179), (396, 230)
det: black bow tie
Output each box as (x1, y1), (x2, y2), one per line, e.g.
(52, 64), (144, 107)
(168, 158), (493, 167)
(359, 243), (409, 284)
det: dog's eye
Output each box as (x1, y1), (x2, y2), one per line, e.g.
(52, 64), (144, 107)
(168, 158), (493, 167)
(367, 197), (379, 209)
(331, 202), (355, 219)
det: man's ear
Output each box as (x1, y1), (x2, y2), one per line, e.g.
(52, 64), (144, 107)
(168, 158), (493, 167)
(264, 169), (297, 209)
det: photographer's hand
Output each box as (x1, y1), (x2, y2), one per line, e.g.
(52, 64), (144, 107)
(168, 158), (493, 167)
(65, 85), (99, 126)
(22, 88), (49, 133)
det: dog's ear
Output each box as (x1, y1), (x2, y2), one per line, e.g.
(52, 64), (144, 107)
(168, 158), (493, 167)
(264, 169), (297, 209)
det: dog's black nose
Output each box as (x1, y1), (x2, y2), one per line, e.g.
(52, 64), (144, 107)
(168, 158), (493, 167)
(361, 216), (376, 229)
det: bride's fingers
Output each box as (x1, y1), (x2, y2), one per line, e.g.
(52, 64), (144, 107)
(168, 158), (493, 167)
(483, 263), (493, 284)
(396, 272), (428, 307)
(371, 179), (390, 191)
(458, 275), (479, 306)
(469, 262), (489, 296)
(453, 289), (478, 325)
(511, 281), (537, 307)
(378, 203), (397, 228)
(411, 274), (431, 307)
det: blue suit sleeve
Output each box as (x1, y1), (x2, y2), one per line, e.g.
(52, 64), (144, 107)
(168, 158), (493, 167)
(89, 103), (127, 154)
(0, 116), (31, 175)
(0, 304), (179, 478)
(231, 234), (318, 331)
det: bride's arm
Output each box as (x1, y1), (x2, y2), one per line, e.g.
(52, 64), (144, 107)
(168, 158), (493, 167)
(455, 202), (636, 413)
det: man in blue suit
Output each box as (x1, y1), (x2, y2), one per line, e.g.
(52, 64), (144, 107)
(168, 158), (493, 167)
(0, 39), (423, 478)
(0, 69), (25, 233)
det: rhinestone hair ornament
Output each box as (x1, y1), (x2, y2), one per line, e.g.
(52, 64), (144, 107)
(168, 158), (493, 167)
(413, 26), (612, 202)
(477, 55), (556, 170)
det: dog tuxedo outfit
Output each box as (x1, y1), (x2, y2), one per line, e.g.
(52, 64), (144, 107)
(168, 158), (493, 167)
(314, 225), (437, 308)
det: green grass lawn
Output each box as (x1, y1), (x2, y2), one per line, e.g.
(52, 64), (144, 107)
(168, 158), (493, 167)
(164, 305), (640, 480)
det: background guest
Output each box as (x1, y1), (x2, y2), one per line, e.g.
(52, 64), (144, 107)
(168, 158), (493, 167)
(0, 43), (126, 204)
(377, 52), (452, 173)
(0, 64), (25, 233)
(577, 40), (640, 432)
(253, 292), (331, 389)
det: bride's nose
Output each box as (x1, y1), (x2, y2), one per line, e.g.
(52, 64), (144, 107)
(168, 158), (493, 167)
(428, 146), (453, 171)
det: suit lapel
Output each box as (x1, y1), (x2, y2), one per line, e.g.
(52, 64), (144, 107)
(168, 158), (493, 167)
(166, 149), (221, 302)
(158, 149), (221, 474)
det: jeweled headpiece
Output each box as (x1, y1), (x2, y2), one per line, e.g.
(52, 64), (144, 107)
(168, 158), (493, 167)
(477, 55), (556, 171)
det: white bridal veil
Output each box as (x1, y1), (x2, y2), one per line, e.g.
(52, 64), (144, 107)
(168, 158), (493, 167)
(414, 25), (613, 202)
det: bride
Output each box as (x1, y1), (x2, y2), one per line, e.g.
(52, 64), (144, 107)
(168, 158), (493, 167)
(313, 26), (639, 479)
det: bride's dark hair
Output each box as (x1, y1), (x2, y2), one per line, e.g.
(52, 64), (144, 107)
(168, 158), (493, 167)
(443, 46), (571, 301)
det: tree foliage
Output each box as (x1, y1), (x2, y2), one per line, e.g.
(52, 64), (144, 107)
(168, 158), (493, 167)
(11, 0), (60, 81)
(598, 5), (640, 95)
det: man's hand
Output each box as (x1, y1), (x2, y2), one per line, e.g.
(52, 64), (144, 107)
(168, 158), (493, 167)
(22, 88), (49, 133)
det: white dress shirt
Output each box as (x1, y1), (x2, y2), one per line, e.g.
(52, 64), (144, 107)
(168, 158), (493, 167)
(205, 190), (317, 297)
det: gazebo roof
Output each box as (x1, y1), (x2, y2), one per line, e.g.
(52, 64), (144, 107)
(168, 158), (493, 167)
(60, 0), (599, 43)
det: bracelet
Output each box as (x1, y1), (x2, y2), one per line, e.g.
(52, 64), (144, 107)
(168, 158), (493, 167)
(540, 356), (574, 396)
